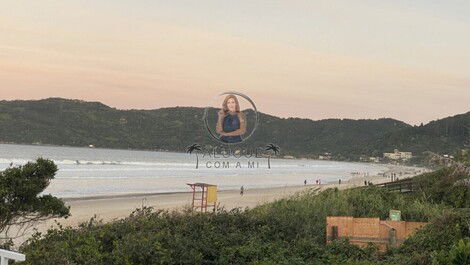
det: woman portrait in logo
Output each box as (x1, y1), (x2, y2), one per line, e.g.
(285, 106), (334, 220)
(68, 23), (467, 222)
(216, 94), (246, 143)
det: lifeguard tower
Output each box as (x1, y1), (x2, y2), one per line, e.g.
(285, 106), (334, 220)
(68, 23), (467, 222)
(187, 183), (217, 212)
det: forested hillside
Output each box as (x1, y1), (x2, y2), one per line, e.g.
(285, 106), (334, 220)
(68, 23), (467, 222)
(0, 98), (468, 160)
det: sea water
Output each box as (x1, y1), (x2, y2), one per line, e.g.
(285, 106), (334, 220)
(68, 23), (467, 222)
(0, 144), (389, 198)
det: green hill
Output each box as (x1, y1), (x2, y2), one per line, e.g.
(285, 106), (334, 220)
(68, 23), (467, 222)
(0, 98), (468, 160)
(372, 112), (470, 155)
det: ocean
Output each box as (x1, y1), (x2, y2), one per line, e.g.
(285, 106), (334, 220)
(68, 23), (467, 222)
(0, 144), (390, 198)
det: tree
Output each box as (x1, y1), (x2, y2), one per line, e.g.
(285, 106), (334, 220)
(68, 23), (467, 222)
(0, 158), (70, 246)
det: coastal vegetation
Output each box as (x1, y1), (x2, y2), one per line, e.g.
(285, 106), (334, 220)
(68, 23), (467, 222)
(0, 158), (70, 248)
(7, 164), (469, 265)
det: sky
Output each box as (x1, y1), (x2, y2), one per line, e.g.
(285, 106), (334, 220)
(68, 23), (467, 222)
(1, 0), (469, 125)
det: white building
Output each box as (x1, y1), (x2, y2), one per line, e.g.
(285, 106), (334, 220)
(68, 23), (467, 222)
(383, 149), (412, 161)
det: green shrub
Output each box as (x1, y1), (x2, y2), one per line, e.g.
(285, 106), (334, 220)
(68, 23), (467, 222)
(413, 166), (470, 208)
(17, 167), (469, 264)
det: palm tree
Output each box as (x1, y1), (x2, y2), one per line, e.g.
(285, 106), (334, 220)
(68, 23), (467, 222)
(265, 143), (280, 169)
(186, 143), (202, 169)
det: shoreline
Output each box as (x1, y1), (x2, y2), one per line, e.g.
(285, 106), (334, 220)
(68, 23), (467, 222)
(0, 143), (430, 167)
(7, 162), (425, 246)
(61, 186), (308, 202)
(12, 170), (415, 245)
(55, 163), (425, 202)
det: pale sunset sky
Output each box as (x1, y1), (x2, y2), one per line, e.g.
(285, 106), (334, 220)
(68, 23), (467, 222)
(1, 0), (469, 125)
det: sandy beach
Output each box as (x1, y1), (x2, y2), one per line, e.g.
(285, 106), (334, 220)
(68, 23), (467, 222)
(9, 164), (424, 246)
(51, 165), (417, 226)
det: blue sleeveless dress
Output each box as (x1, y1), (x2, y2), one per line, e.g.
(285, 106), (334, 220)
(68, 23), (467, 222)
(220, 113), (243, 143)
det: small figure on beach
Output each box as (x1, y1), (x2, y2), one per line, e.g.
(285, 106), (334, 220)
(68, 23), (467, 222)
(304, 179), (307, 186)
(364, 180), (367, 186)
(216, 94), (246, 144)
(316, 179), (319, 185)
(338, 179), (342, 185)
(240, 185), (244, 196)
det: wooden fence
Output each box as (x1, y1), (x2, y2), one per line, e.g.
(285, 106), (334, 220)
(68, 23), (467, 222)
(326, 216), (428, 251)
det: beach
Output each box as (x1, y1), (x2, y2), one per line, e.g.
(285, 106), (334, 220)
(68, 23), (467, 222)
(1, 144), (426, 246)
(52, 165), (420, 225)
(11, 164), (422, 246)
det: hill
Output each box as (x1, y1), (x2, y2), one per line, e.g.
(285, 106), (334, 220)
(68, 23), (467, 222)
(372, 111), (470, 156)
(0, 98), (468, 160)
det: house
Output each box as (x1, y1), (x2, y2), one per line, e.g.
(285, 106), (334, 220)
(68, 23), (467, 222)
(383, 149), (412, 161)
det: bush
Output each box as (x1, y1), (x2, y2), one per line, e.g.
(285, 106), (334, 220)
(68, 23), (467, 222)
(432, 237), (470, 265)
(17, 167), (469, 264)
(413, 166), (470, 208)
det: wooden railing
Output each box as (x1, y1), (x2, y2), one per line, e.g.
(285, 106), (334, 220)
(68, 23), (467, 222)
(374, 178), (416, 193)
(0, 249), (25, 265)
